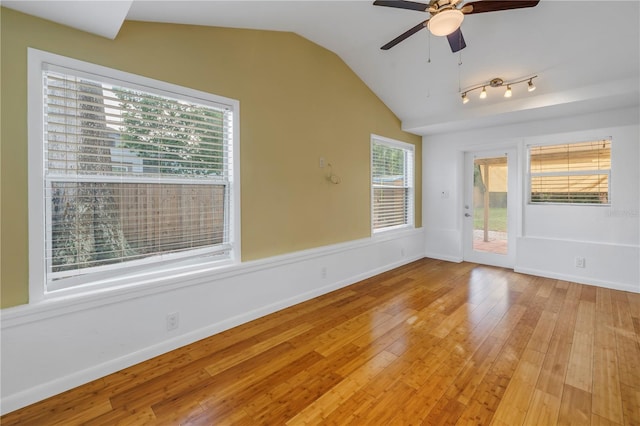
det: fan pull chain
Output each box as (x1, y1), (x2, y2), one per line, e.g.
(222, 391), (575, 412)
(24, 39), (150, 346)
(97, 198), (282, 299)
(458, 29), (463, 66)
(458, 50), (463, 93)
(427, 31), (431, 63)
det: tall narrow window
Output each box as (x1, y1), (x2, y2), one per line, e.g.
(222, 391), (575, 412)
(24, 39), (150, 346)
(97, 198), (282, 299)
(29, 50), (239, 295)
(529, 139), (611, 205)
(371, 135), (415, 232)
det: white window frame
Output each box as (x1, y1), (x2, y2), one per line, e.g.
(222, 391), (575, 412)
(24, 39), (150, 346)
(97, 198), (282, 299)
(527, 138), (611, 206)
(28, 48), (241, 302)
(371, 134), (415, 234)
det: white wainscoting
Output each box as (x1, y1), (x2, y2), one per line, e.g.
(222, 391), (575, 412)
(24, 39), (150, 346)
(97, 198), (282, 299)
(423, 228), (463, 263)
(0, 228), (426, 415)
(515, 237), (640, 293)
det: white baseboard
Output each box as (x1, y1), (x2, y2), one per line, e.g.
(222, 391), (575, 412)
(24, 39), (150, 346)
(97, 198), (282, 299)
(514, 266), (640, 294)
(424, 252), (463, 263)
(0, 229), (426, 415)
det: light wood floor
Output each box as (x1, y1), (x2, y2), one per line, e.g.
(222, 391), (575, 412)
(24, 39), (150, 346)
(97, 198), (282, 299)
(2, 258), (639, 425)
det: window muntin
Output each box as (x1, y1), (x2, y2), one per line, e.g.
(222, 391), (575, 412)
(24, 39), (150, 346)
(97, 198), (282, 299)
(371, 136), (415, 232)
(528, 139), (611, 205)
(30, 51), (239, 295)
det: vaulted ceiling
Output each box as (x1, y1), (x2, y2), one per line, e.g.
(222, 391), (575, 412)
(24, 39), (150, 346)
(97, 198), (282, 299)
(4, 0), (639, 135)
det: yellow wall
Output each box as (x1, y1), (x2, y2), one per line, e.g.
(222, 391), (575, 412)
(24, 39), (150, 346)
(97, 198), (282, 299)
(0, 8), (422, 308)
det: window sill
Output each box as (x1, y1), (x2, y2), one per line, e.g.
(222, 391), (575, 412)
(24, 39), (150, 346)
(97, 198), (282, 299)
(372, 224), (416, 240)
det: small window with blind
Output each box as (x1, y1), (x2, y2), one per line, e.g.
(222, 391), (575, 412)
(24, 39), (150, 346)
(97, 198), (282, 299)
(371, 135), (415, 233)
(528, 139), (611, 205)
(28, 49), (239, 296)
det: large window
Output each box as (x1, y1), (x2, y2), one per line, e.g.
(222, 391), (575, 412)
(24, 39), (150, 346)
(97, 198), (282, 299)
(371, 135), (415, 232)
(29, 49), (239, 297)
(528, 139), (611, 205)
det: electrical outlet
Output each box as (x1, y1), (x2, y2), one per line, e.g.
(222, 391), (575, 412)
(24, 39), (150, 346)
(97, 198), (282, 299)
(574, 257), (586, 268)
(319, 157), (325, 168)
(321, 266), (327, 279)
(166, 312), (180, 331)
(401, 248), (406, 257)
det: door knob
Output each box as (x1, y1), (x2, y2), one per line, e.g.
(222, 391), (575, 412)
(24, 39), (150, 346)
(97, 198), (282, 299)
(464, 213), (471, 217)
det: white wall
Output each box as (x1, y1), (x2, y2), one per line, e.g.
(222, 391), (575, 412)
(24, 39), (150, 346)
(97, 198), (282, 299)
(0, 228), (425, 414)
(423, 106), (640, 293)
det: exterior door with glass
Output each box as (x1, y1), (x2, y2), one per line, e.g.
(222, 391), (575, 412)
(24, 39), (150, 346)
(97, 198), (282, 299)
(463, 149), (517, 268)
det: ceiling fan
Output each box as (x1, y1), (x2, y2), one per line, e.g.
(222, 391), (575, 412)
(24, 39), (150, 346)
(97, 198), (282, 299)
(374, 0), (540, 52)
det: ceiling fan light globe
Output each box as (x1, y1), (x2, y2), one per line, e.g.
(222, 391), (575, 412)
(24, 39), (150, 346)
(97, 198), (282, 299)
(427, 9), (464, 36)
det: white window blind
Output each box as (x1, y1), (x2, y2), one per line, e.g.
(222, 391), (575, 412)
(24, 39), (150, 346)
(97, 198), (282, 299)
(529, 139), (611, 204)
(42, 64), (235, 290)
(371, 137), (414, 231)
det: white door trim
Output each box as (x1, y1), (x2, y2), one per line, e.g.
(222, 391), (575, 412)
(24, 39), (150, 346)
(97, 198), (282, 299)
(462, 148), (518, 268)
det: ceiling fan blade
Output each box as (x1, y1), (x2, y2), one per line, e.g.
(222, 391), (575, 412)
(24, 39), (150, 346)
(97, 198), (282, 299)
(446, 28), (466, 52)
(373, 0), (429, 12)
(461, 0), (539, 15)
(381, 20), (428, 50)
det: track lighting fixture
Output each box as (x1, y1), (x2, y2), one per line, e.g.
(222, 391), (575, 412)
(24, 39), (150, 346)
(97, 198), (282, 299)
(461, 75), (538, 104)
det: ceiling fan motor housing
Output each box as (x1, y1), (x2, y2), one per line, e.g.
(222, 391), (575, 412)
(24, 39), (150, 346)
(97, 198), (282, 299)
(429, 0), (461, 14)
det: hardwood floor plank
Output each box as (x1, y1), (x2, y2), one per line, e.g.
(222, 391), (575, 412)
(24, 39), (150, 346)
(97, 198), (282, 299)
(619, 382), (640, 426)
(558, 384), (592, 426)
(199, 349), (326, 423)
(356, 379), (417, 425)
(526, 309), (558, 354)
(2, 259), (639, 426)
(591, 413), (624, 426)
(150, 342), (302, 423)
(565, 300), (596, 392)
(592, 288), (625, 425)
(454, 335), (504, 407)
(243, 341), (360, 423)
(0, 380), (111, 426)
(491, 348), (545, 425)
(523, 389), (561, 426)
(458, 305), (542, 424)
(535, 277), (556, 298)
(84, 406), (157, 426)
(581, 285), (598, 303)
(284, 350), (397, 424)
(612, 294), (640, 426)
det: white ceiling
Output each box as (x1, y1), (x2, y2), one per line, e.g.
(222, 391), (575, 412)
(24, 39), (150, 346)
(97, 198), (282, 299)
(4, 0), (639, 135)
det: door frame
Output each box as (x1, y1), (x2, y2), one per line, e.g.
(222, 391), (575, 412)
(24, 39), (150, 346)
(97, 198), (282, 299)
(462, 147), (519, 268)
